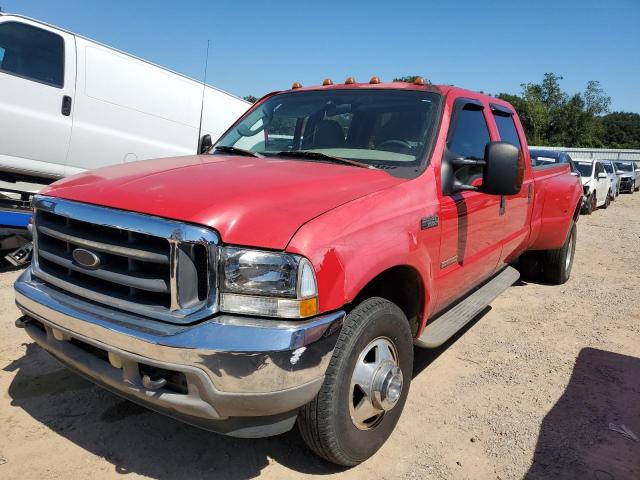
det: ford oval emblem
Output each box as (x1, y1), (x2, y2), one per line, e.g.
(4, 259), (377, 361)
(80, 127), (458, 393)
(72, 248), (101, 269)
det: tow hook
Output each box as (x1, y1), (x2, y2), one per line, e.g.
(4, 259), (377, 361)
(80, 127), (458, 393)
(142, 374), (167, 390)
(15, 315), (32, 328)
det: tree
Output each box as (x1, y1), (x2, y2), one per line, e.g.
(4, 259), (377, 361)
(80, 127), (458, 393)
(496, 73), (633, 148)
(601, 112), (640, 149)
(583, 80), (611, 116)
(392, 75), (430, 84)
(243, 95), (258, 103)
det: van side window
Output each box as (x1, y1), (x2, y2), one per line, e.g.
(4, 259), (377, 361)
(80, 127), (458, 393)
(447, 105), (490, 185)
(492, 111), (521, 150)
(0, 22), (64, 87)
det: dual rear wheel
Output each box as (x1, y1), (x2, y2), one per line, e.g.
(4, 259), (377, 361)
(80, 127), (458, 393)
(518, 221), (577, 285)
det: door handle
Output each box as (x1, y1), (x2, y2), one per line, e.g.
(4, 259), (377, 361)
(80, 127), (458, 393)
(61, 96), (72, 116)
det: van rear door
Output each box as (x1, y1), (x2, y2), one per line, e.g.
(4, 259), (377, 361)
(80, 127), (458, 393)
(0, 17), (76, 178)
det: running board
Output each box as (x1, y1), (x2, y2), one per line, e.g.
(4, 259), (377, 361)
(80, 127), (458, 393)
(415, 266), (520, 348)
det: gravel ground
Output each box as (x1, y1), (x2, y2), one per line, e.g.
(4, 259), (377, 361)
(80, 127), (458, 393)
(0, 194), (638, 480)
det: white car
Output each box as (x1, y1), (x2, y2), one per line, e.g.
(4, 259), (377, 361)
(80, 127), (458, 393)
(0, 13), (250, 182)
(574, 159), (611, 214)
(601, 160), (619, 199)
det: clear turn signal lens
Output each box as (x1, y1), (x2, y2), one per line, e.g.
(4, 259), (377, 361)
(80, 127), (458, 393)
(220, 293), (319, 318)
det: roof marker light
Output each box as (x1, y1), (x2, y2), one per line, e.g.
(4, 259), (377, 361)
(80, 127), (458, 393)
(369, 76), (381, 84)
(413, 76), (426, 85)
(291, 82), (302, 89)
(344, 76), (356, 84)
(322, 78), (333, 86)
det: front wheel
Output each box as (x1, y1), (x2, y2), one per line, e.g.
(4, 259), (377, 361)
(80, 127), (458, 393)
(601, 191), (611, 209)
(298, 297), (413, 466)
(542, 221), (577, 285)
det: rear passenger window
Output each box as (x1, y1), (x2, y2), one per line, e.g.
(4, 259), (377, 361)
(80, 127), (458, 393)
(0, 22), (64, 87)
(493, 112), (521, 150)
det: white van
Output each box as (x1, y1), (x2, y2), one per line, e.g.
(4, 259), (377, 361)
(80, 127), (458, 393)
(0, 13), (250, 181)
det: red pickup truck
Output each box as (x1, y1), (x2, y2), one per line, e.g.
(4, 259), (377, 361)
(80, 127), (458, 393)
(15, 78), (582, 466)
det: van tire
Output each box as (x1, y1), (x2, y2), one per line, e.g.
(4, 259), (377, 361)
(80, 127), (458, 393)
(298, 297), (413, 466)
(542, 222), (577, 285)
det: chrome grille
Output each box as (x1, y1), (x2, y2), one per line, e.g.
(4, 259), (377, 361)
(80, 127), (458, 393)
(31, 196), (218, 324)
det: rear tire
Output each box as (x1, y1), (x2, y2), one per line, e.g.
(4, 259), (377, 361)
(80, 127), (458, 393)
(298, 297), (413, 466)
(542, 222), (577, 285)
(517, 251), (542, 280)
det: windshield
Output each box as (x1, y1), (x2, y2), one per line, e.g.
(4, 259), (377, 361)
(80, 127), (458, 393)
(615, 162), (633, 172)
(602, 163), (613, 173)
(574, 161), (594, 177)
(214, 89), (441, 176)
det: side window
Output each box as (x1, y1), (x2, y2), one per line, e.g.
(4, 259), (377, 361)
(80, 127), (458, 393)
(447, 104), (490, 185)
(492, 112), (522, 150)
(448, 106), (490, 160)
(0, 21), (64, 87)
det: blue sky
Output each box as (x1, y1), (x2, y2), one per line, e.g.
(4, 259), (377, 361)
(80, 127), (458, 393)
(3, 0), (639, 112)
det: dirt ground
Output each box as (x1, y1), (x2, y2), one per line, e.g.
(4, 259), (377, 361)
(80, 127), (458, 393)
(1, 194), (639, 480)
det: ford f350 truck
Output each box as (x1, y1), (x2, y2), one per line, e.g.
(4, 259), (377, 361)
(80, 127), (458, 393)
(14, 77), (583, 466)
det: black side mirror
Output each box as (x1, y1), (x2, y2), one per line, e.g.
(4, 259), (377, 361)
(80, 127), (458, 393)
(199, 134), (213, 154)
(482, 141), (524, 195)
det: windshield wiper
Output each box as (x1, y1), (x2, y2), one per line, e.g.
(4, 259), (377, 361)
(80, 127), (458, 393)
(214, 145), (263, 158)
(276, 150), (373, 169)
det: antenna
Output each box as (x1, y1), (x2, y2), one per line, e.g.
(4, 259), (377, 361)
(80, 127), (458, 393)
(196, 40), (210, 153)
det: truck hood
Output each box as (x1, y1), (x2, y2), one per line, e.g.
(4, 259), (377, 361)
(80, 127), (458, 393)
(41, 155), (404, 249)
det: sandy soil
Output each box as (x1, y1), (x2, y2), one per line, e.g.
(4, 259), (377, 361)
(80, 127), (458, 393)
(0, 194), (639, 480)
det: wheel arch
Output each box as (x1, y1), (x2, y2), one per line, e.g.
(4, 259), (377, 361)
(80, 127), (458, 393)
(349, 265), (425, 337)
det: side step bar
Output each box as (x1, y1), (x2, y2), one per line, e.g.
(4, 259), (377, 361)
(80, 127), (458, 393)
(415, 266), (520, 348)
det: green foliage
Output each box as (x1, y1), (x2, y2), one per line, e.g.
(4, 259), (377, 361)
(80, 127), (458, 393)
(497, 73), (636, 148)
(392, 75), (431, 84)
(243, 95), (258, 103)
(601, 112), (640, 148)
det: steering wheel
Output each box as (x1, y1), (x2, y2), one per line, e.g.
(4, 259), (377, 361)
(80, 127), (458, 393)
(377, 139), (413, 152)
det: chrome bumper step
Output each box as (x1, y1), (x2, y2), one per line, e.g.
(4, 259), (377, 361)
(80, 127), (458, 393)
(416, 266), (520, 348)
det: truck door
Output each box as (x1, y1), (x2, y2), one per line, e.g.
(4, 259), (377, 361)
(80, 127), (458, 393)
(0, 18), (76, 178)
(435, 98), (504, 310)
(490, 105), (533, 265)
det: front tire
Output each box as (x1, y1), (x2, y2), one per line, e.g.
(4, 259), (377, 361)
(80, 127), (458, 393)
(582, 193), (595, 214)
(298, 297), (413, 466)
(542, 221), (577, 285)
(601, 191), (611, 209)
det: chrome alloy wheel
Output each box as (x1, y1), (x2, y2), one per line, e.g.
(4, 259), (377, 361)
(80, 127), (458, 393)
(349, 337), (403, 430)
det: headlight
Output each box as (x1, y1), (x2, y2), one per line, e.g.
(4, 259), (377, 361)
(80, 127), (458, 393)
(219, 247), (318, 318)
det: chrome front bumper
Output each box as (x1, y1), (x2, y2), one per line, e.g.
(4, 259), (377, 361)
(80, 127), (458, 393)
(14, 268), (344, 437)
